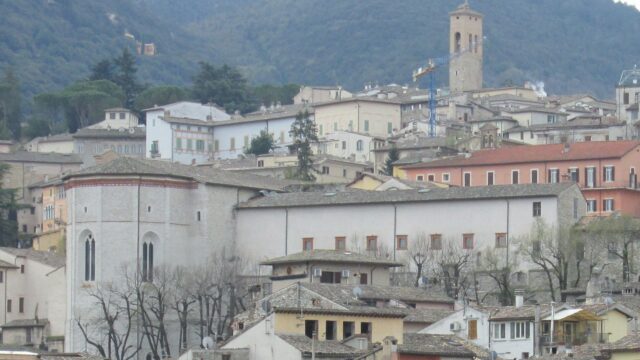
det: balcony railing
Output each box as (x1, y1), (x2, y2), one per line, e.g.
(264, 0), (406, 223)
(540, 332), (608, 347)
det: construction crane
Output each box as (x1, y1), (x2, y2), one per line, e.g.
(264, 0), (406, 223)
(412, 37), (484, 137)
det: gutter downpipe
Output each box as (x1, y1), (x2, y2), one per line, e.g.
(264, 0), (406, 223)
(393, 204), (397, 261)
(285, 208), (289, 256)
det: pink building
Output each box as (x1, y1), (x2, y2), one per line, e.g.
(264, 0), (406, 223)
(400, 141), (640, 217)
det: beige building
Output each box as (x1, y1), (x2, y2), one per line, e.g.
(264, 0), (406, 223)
(293, 86), (352, 105)
(0, 140), (13, 153)
(0, 248), (66, 352)
(260, 250), (402, 292)
(449, 1), (483, 93)
(25, 134), (74, 154)
(314, 98), (402, 139)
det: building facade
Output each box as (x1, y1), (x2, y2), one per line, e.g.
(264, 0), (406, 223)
(399, 141), (640, 217)
(449, 1), (483, 93)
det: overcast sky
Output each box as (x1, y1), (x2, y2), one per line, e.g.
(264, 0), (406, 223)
(615, 0), (640, 10)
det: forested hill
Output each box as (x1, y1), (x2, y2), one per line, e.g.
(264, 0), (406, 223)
(2, 0), (640, 99)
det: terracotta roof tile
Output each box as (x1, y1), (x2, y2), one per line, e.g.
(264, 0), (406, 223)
(401, 141), (640, 169)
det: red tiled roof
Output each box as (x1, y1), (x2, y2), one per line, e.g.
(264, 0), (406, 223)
(401, 141), (640, 169)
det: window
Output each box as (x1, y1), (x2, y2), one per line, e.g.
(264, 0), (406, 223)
(416, 175), (424, 181)
(197, 211), (201, 221)
(19, 297), (24, 313)
(510, 321), (530, 339)
(468, 319), (478, 340)
(22, 225), (27, 233)
(325, 321), (337, 340)
(624, 92), (630, 105)
(280, 131), (285, 144)
(547, 115), (557, 124)
(548, 169), (559, 183)
(20, 265), (24, 274)
(356, 140), (363, 151)
(604, 166), (615, 182)
(430, 234), (442, 250)
(531, 169), (539, 184)
(229, 138), (235, 150)
(119, 112), (126, 119)
(387, 122), (393, 134)
(343, 322), (355, 338)
(305, 320), (318, 338)
(335, 237), (346, 250)
(569, 168), (579, 183)
(214, 140), (219, 152)
(587, 199), (597, 213)
(463, 172), (471, 187)
(196, 140), (205, 152)
(360, 322), (372, 337)
(110, 112), (116, 119)
(142, 242), (154, 282)
(585, 167), (596, 188)
(7, 299), (11, 313)
(303, 238), (314, 251)
(512, 170), (519, 184)
(487, 171), (495, 185)
(442, 173), (450, 182)
(341, 141), (347, 150)
(495, 233), (507, 248)
(322, 166), (330, 174)
(366, 236), (378, 251)
(85, 234), (96, 281)
(359, 273), (368, 285)
(603, 198), (615, 212)
(463, 234), (474, 250)
(493, 323), (506, 339)
(396, 235), (408, 250)
(320, 271), (342, 284)
(0, 271), (3, 283)
(533, 202), (542, 217)
(585, 135), (592, 142)
(364, 120), (370, 132)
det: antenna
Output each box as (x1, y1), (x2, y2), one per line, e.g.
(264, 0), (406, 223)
(202, 336), (215, 350)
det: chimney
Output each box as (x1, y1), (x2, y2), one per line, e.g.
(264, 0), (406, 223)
(515, 289), (524, 308)
(562, 142), (570, 153)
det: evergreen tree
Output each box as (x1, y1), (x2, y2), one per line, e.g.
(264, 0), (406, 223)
(89, 59), (115, 82)
(289, 110), (317, 181)
(113, 48), (142, 108)
(0, 68), (22, 140)
(246, 130), (275, 156)
(384, 146), (399, 176)
(192, 62), (256, 114)
(0, 163), (19, 247)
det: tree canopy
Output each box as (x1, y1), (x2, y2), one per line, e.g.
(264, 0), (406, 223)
(289, 110), (317, 181)
(245, 130), (275, 156)
(192, 62), (256, 114)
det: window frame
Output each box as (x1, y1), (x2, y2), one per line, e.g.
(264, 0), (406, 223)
(511, 170), (520, 185)
(442, 173), (451, 183)
(533, 201), (542, 217)
(487, 171), (495, 186)
(604, 165), (615, 183)
(495, 233), (507, 248)
(603, 198), (615, 212)
(462, 233), (474, 250)
(586, 199), (597, 213)
(396, 235), (408, 250)
(430, 234), (442, 250)
(366, 236), (378, 251)
(463, 172), (472, 187)
(335, 236), (346, 250)
(302, 237), (314, 251)
(531, 169), (539, 184)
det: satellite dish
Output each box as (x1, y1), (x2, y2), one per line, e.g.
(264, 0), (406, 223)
(352, 287), (363, 299)
(128, 127), (135, 134)
(604, 297), (614, 306)
(202, 336), (215, 350)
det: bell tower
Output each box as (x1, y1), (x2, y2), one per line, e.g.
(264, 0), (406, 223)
(449, 1), (483, 93)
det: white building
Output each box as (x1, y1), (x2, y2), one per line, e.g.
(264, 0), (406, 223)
(62, 157), (288, 353)
(212, 104), (313, 160)
(89, 108), (139, 130)
(616, 66), (640, 123)
(0, 248), (66, 351)
(314, 130), (385, 164)
(235, 183), (585, 270)
(419, 305), (491, 350)
(144, 101), (231, 164)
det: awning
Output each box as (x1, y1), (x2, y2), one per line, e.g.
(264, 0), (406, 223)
(543, 308), (601, 321)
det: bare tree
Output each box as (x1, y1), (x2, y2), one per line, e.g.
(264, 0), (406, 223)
(137, 265), (174, 359)
(480, 247), (516, 306)
(76, 265), (142, 360)
(586, 215), (640, 282)
(432, 238), (472, 300)
(407, 233), (431, 287)
(171, 266), (196, 353)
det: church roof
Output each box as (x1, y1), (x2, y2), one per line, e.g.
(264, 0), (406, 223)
(450, 1), (483, 17)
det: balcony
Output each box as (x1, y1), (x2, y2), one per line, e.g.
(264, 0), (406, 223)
(540, 332), (608, 348)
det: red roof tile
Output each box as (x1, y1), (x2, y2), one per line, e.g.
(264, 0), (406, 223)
(401, 141), (640, 169)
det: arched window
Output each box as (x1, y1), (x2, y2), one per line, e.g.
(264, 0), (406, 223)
(356, 140), (363, 151)
(142, 242), (154, 282)
(455, 32), (461, 52)
(84, 234), (95, 281)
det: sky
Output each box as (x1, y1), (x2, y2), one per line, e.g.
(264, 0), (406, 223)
(615, 0), (640, 10)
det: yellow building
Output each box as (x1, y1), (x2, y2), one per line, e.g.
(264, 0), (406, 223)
(347, 172), (450, 191)
(313, 98), (402, 139)
(580, 303), (637, 342)
(31, 178), (67, 253)
(608, 333), (640, 360)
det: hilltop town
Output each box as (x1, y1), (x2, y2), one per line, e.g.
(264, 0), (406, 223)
(1, 2), (640, 360)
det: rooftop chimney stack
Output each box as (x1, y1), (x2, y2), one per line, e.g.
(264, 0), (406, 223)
(515, 290), (524, 308)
